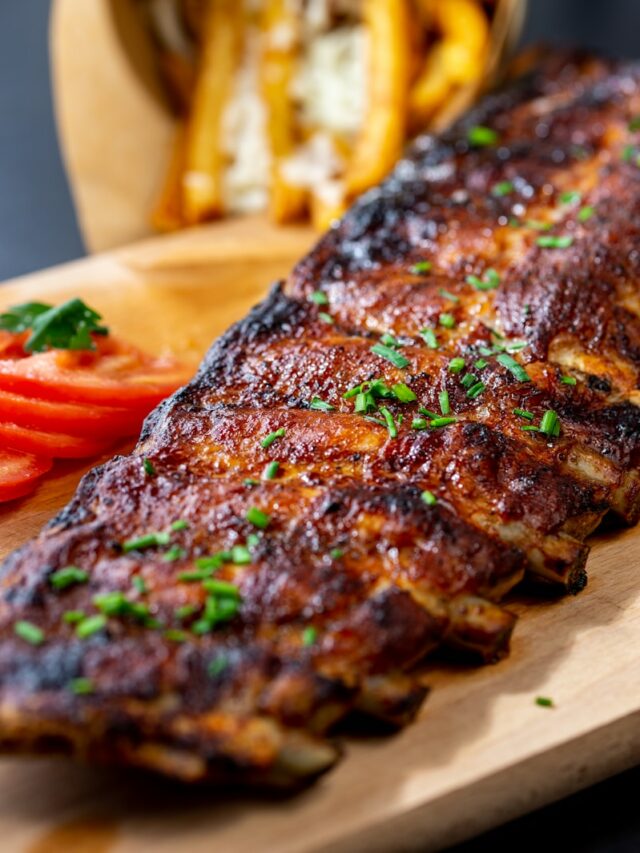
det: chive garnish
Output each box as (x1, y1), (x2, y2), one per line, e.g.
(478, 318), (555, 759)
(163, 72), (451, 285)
(439, 288), (460, 302)
(419, 407), (439, 418)
(14, 620), (44, 646)
(539, 409), (561, 437)
(559, 190), (581, 205)
(560, 375), (577, 386)
(421, 490), (437, 506)
(411, 417), (428, 430)
(491, 180), (513, 197)
(318, 312), (334, 324)
(310, 396), (335, 412)
(430, 416), (457, 428)
(466, 268), (500, 291)
(231, 545), (252, 564)
(244, 478), (260, 487)
(536, 235), (574, 249)
(535, 696), (554, 708)
(179, 567), (214, 582)
(162, 545), (186, 562)
(302, 626), (318, 646)
(131, 575), (147, 594)
(370, 343), (410, 369)
(70, 678), (94, 695)
(496, 353), (531, 382)
(202, 579), (241, 598)
(164, 629), (187, 643)
(76, 614), (107, 639)
(439, 313), (456, 329)
(379, 406), (398, 438)
(438, 390), (450, 415)
(380, 332), (400, 347)
(467, 125), (499, 146)
(410, 260), (432, 275)
(260, 428), (285, 449)
(246, 506), (270, 529)
(448, 357), (465, 374)
(577, 205), (595, 222)
(526, 219), (552, 231)
(143, 458), (156, 476)
(330, 548), (345, 559)
(513, 408), (534, 420)
(49, 566), (88, 591)
(420, 328), (438, 349)
(262, 460), (280, 480)
(521, 425), (540, 432)
(63, 610), (85, 624)
(309, 290), (328, 305)
(461, 373), (478, 390)
(208, 655), (228, 677)
(122, 531), (171, 553)
(392, 383), (416, 403)
(171, 519), (189, 532)
(466, 381), (486, 399)
(474, 358), (488, 370)
(175, 604), (198, 621)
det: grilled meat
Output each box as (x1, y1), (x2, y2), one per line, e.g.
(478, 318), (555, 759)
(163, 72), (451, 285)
(0, 51), (639, 786)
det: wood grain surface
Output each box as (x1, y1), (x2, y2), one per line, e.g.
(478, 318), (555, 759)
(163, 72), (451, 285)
(0, 218), (638, 853)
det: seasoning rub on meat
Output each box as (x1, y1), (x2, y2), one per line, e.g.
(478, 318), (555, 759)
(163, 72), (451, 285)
(0, 52), (638, 786)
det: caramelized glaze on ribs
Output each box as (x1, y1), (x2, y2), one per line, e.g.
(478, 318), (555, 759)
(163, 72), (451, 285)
(0, 52), (639, 785)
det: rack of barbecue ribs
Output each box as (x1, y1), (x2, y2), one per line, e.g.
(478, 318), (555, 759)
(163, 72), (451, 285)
(0, 51), (638, 786)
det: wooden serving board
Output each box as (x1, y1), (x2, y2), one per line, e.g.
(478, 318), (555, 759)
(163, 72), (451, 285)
(1, 218), (639, 853)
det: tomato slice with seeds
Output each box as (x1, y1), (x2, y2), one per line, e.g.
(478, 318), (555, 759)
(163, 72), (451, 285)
(0, 422), (116, 459)
(0, 449), (52, 503)
(0, 388), (150, 438)
(0, 336), (190, 406)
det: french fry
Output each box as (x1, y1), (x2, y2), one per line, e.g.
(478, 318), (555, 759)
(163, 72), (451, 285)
(310, 185), (347, 232)
(151, 122), (187, 232)
(260, 0), (307, 224)
(344, 0), (411, 199)
(181, 0), (242, 225)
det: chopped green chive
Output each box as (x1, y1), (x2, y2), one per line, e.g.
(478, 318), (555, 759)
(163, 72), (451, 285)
(577, 205), (595, 222)
(244, 478), (260, 487)
(491, 180), (514, 197)
(302, 626), (318, 646)
(310, 396), (335, 412)
(439, 288), (459, 302)
(122, 531), (171, 553)
(202, 579), (241, 598)
(536, 235), (574, 249)
(143, 458), (156, 476)
(448, 357), (465, 374)
(164, 629), (187, 643)
(14, 620), (44, 646)
(175, 604), (198, 621)
(132, 575), (147, 594)
(179, 567), (214, 582)
(535, 696), (554, 708)
(421, 490), (437, 506)
(466, 381), (486, 399)
(410, 260), (432, 275)
(246, 506), (270, 529)
(467, 125), (499, 146)
(622, 144), (639, 163)
(370, 343), (410, 369)
(208, 655), (228, 677)
(466, 268), (500, 291)
(559, 190), (581, 205)
(162, 545), (186, 562)
(438, 389), (450, 415)
(76, 614), (107, 639)
(63, 610), (85, 624)
(380, 332), (401, 347)
(474, 358), (488, 370)
(171, 519), (189, 532)
(539, 409), (561, 437)
(318, 312), (334, 324)
(526, 219), (552, 231)
(49, 566), (88, 591)
(419, 407), (439, 418)
(262, 460), (280, 480)
(231, 545), (252, 565)
(392, 382), (416, 403)
(379, 406), (398, 439)
(560, 375), (577, 386)
(513, 408), (534, 420)
(260, 427), (285, 449)
(70, 677), (94, 695)
(330, 548), (345, 559)
(309, 290), (328, 305)
(430, 416), (457, 428)
(411, 417), (428, 430)
(496, 353), (531, 382)
(461, 373), (478, 390)
(420, 327), (438, 349)
(521, 425), (540, 432)
(439, 313), (456, 329)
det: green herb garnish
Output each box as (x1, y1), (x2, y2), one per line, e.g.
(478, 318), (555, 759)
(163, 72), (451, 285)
(318, 312), (334, 324)
(539, 409), (561, 437)
(448, 357), (465, 374)
(379, 406), (398, 438)
(302, 626), (318, 646)
(70, 677), (94, 695)
(439, 288), (459, 302)
(491, 180), (513, 197)
(309, 290), (328, 305)
(496, 353), (531, 382)
(246, 506), (270, 529)
(310, 396), (335, 412)
(466, 268), (500, 291)
(164, 629), (187, 643)
(14, 620), (44, 646)
(208, 655), (228, 677)
(143, 458), (156, 476)
(171, 519), (189, 532)
(438, 390), (450, 415)
(513, 408), (534, 420)
(466, 381), (486, 399)
(63, 610), (86, 624)
(577, 205), (595, 222)
(421, 490), (437, 506)
(260, 428), (285, 449)
(559, 190), (581, 205)
(262, 460), (280, 480)
(0, 298), (108, 353)
(162, 545), (186, 562)
(49, 566), (88, 591)
(122, 531), (171, 553)
(560, 375), (577, 386)
(410, 260), (432, 275)
(392, 382), (416, 403)
(420, 327), (438, 350)
(411, 417), (428, 430)
(202, 579), (241, 599)
(76, 614), (107, 639)
(439, 313), (456, 329)
(370, 343), (410, 369)
(430, 416), (457, 428)
(536, 235), (574, 249)
(330, 548), (345, 559)
(231, 545), (252, 565)
(535, 696), (554, 708)
(467, 125), (499, 146)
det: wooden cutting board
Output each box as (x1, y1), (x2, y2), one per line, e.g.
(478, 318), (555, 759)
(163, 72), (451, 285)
(1, 218), (639, 853)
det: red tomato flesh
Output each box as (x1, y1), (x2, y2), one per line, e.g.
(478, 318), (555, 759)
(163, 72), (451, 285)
(0, 421), (115, 459)
(0, 449), (52, 502)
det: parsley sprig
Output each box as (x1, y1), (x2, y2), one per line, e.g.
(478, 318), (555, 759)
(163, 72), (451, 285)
(0, 298), (109, 353)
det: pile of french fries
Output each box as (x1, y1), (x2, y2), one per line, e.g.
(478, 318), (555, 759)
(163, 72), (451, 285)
(149, 0), (502, 232)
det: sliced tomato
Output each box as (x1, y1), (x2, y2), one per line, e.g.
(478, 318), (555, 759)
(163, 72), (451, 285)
(0, 421), (115, 459)
(0, 449), (52, 503)
(0, 336), (191, 407)
(0, 388), (150, 438)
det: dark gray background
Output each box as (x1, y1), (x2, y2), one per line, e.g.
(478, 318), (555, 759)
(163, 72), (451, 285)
(1, 1), (640, 850)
